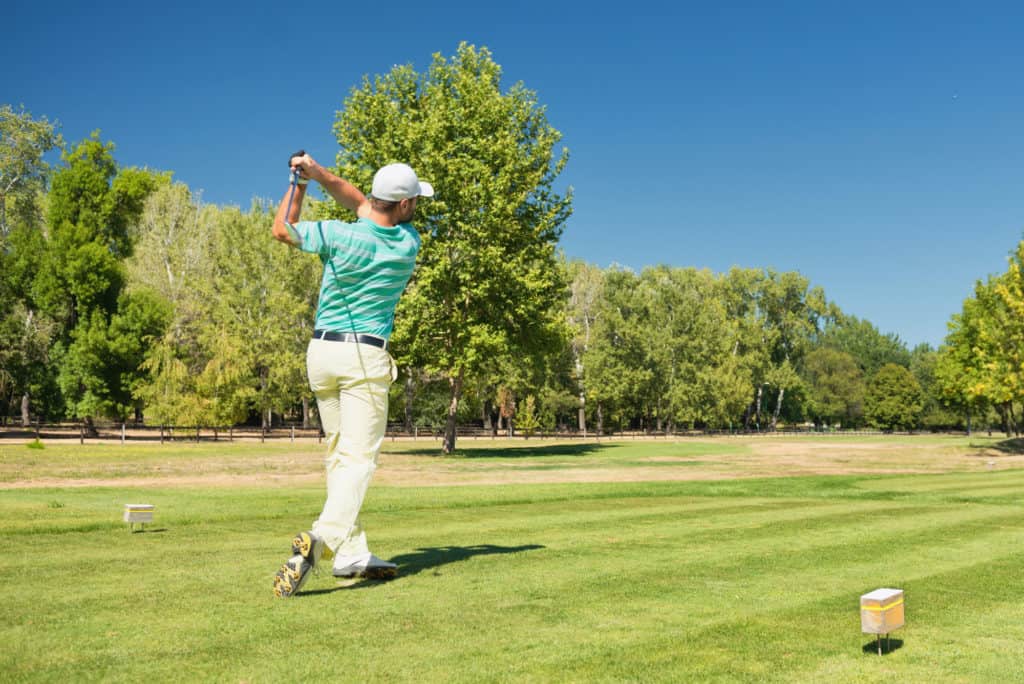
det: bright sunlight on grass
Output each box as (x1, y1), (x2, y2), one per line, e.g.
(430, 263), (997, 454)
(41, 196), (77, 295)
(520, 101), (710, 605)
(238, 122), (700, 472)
(2, 435), (1023, 682)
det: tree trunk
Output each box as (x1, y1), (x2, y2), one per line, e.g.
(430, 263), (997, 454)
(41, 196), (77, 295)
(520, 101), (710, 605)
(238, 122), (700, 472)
(771, 387), (785, 431)
(596, 402), (604, 434)
(443, 371), (463, 454)
(483, 397), (493, 432)
(578, 390), (587, 436)
(302, 396), (310, 429)
(966, 405), (972, 436)
(1002, 402), (1012, 438)
(755, 385), (764, 430)
(21, 393), (30, 427)
(404, 374), (415, 432)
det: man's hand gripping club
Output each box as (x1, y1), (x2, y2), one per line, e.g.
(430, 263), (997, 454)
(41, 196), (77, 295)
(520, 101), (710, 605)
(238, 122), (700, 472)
(272, 150), (372, 245)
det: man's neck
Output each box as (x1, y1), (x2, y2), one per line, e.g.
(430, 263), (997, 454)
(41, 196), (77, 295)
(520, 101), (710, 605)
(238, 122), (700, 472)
(366, 208), (397, 227)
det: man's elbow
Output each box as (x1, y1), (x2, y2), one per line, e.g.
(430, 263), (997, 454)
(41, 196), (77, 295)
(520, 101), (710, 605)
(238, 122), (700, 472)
(272, 221), (294, 245)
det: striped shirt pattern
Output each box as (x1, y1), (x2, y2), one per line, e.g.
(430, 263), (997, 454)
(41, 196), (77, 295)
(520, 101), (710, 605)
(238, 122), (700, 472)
(289, 218), (421, 338)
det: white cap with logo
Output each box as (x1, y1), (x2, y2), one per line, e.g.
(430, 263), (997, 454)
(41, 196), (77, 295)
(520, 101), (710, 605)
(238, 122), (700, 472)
(371, 163), (435, 201)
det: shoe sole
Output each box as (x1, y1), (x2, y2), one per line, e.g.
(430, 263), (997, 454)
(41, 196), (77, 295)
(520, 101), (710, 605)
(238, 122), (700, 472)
(273, 555), (312, 598)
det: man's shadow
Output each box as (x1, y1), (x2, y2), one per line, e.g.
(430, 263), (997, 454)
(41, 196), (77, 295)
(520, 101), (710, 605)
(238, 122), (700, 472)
(300, 543), (544, 596)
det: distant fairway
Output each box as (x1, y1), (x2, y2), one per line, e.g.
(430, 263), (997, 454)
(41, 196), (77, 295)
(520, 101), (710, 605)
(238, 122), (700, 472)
(2, 436), (1023, 682)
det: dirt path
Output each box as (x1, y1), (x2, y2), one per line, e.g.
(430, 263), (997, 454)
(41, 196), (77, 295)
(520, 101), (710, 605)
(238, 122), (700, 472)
(2, 436), (1020, 490)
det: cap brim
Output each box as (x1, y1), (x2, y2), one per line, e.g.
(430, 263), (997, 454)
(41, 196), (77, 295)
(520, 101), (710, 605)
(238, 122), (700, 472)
(418, 181), (434, 198)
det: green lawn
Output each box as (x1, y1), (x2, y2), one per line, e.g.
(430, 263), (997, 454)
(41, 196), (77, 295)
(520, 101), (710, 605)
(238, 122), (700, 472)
(2, 439), (1023, 682)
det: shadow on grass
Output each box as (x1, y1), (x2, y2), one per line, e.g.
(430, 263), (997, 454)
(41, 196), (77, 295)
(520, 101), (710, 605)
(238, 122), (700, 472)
(300, 543), (545, 596)
(861, 637), (904, 655)
(393, 443), (610, 459)
(986, 438), (1024, 455)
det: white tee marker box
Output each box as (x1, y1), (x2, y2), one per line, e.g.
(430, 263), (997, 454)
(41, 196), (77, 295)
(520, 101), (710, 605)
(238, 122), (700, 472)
(860, 587), (904, 654)
(124, 504), (155, 531)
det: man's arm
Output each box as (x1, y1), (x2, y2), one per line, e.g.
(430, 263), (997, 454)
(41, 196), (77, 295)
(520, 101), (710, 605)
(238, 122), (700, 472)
(272, 183), (306, 246)
(292, 154), (371, 219)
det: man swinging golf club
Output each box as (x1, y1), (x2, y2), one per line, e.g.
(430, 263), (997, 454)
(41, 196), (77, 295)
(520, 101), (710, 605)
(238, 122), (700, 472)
(271, 151), (433, 598)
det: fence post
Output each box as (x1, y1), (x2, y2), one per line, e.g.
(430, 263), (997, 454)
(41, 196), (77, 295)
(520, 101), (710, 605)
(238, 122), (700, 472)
(290, 425), (295, 443)
(79, 423), (84, 445)
(261, 425), (265, 443)
(121, 422), (126, 445)
(160, 425), (164, 444)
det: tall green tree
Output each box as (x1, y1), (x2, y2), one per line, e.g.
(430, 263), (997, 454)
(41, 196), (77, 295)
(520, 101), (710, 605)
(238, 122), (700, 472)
(583, 268), (650, 432)
(801, 347), (864, 427)
(202, 204), (317, 428)
(0, 104), (63, 239)
(757, 270), (827, 429)
(935, 293), (990, 433)
(38, 133), (165, 423)
(937, 241), (1024, 438)
(865, 363), (924, 431)
(0, 105), (63, 423)
(566, 260), (604, 433)
(910, 343), (961, 430)
(333, 43), (572, 452)
(818, 314), (911, 377)
(640, 266), (737, 431)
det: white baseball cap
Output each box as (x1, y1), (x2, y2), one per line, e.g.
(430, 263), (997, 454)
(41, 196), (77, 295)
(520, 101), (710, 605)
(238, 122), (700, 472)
(371, 163), (435, 201)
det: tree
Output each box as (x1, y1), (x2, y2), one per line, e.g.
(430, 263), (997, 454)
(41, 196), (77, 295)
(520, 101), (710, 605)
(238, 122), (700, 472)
(583, 268), (650, 432)
(910, 343), (962, 430)
(819, 314), (911, 377)
(201, 204), (317, 428)
(937, 237), (1024, 438)
(801, 347), (864, 427)
(0, 202), (61, 423)
(640, 266), (736, 431)
(865, 363), (924, 431)
(935, 293), (990, 434)
(566, 260), (604, 434)
(0, 106), (63, 423)
(0, 104), (63, 240)
(39, 133), (165, 424)
(333, 43), (572, 452)
(757, 270), (827, 429)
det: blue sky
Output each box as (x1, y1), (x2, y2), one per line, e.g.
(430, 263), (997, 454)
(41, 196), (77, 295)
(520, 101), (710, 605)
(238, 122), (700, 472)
(7, 1), (1023, 349)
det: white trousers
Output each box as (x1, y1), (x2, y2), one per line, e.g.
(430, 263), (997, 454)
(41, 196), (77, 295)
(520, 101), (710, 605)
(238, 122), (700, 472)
(306, 338), (396, 557)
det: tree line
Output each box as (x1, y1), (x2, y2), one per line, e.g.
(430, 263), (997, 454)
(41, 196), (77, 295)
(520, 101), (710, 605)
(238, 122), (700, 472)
(2, 46), (1022, 450)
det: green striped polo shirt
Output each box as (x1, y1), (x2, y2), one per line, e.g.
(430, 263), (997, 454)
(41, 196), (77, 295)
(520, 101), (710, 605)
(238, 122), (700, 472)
(288, 218), (421, 338)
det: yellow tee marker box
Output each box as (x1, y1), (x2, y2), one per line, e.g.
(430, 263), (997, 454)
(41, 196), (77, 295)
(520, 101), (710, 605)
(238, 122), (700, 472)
(861, 587), (904, 655)
(860, 587), (905, 634)
(123, 504), (154, 531)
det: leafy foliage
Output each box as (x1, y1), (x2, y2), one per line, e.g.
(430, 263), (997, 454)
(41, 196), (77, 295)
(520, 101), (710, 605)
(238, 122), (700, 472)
(865, 363), (924, 430)
(333, 44), (572, 451)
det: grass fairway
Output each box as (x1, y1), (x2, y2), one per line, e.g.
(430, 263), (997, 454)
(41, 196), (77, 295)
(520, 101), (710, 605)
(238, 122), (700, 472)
(2, 436), (1024, 682)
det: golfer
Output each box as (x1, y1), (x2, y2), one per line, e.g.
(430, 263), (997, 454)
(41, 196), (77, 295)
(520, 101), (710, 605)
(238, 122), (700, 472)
(270, 152), (433, 598)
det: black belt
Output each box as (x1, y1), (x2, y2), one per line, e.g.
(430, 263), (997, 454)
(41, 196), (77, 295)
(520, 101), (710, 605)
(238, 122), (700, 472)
(312, 330), (387, 349)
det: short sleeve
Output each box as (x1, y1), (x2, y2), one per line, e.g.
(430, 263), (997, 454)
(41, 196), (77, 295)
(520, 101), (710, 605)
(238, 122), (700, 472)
(286, 220), (329, 256)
